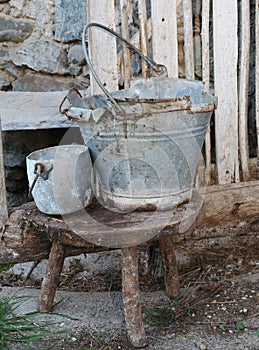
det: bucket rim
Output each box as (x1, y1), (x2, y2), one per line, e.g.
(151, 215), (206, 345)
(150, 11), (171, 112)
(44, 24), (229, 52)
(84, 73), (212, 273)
(26, 144), (89, 160)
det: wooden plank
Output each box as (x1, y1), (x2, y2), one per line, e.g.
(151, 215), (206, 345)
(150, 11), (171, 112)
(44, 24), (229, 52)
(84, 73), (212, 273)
(213, 0), (239, 184)
(201, 0), (210, 93)
(151, 0), (178, 78)
(256, 0), (259, 162)
(238, 0), (251, 181)
(182, 0), (195, 79)
(193, 0), (202, 78)
(138, 0), (149, 78)
(0, 202), (111, 265)
(120, 0), (133, 88)
(0, 116), (8, 230)
(201, 180), (259, 227)
(0, 91), (76, 130)
(87, 0), (118, 95)
(201, 0), (211, 184)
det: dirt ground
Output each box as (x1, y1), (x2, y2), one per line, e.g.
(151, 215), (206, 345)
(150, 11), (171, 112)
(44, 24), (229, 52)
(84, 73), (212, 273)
(0, 230), (258, 350)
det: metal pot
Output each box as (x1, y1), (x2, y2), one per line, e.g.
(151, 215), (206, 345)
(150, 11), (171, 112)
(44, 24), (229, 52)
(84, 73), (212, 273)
(26, 145), (93, 215)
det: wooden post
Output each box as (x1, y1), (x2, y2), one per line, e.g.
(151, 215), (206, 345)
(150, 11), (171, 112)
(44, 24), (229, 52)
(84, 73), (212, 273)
(213, 0), (239, 184)
(121, 246), (147, 348)
(182, 0), (195, 79)
(120, 0), (133, 88)
(193, 0), (202, 78)
(239, 0), (251, 181)
(201, 0), (212, 185)
(38, 240), (65, 312)
(138, 0), (149, 78)
(151, 0), (178, 78)
(87, 0), (118, 95)
(159, 237), (180, 298)
(0, 116), (8, 232)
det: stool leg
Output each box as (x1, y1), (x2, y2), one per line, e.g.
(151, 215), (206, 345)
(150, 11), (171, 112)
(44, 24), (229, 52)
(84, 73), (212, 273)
(159, 237), (180, 298)
(121, 246), (147, 348)
(38, 240), (65, 312)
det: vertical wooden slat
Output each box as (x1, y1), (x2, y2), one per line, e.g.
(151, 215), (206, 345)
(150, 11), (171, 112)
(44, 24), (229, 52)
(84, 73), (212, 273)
(201, 0), (210, 93)
(0, 116), (8, 231)
(183, 0), (195, 79)
(138, 0), (149, 78)
(239, 0), (251, 181)
(256, 0), (259, 162)
(201, 0), (211, 184)
(213, 0), (239, 184)
(120, 0), (133, 88)
(87, 0), (118, 95)
(151, 0), (178, 78)
(193, 0), (202, 78)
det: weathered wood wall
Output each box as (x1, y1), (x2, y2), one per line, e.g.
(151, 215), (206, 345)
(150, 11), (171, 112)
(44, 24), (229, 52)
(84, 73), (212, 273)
(85, 0), (257, 186)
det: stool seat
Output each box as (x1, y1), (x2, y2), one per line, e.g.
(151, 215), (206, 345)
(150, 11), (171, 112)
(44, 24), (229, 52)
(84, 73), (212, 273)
(21, 192), (203, 348)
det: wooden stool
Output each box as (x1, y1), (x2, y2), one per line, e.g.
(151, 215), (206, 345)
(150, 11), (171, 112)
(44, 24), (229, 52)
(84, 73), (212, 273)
(22, 193), (203, 348)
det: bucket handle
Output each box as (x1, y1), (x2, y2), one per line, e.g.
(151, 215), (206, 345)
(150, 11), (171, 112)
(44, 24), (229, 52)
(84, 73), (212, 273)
(28, 162), (53, 199)
(82, 22), (168, 108)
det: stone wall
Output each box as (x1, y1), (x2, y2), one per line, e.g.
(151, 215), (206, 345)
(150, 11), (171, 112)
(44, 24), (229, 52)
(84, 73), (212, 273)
(0, 0), (88, 92)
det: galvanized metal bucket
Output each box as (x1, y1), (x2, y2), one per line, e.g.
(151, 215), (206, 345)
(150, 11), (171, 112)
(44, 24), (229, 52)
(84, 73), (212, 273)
(60, 23), (217, 212)
(26, 145), (93, 215)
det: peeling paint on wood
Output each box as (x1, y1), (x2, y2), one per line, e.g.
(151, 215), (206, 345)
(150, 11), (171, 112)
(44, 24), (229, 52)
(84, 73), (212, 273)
(213, 0), (239, 184)
(182, 0), (194, 79)
(151, 0), (178, 78)
(239, 0), (251, 181)
(87, 0), (118, 95)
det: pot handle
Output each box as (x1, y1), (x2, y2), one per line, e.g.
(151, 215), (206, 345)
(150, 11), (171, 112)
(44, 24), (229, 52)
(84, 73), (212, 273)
(28, 162), (53, 199)
(82, 22), (168, 107)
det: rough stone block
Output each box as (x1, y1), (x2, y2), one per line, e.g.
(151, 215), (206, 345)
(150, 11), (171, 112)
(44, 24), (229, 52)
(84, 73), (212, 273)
(67, 44), (85, 65)
(0, 45), (10, 63)
(12, 73), (84, 91)
(0, 75), (10, 89)
(0, 14), (34, 42)
(10, 40), (70, 74)
(3, 62), (23, 79)
(54, 0), (87, 43)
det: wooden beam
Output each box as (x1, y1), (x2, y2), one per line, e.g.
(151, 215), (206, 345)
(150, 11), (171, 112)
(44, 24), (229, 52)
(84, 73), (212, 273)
(201, 180), (259, 227)
(151, 0), (178, 78)
(238, 0), (251, 181)
(213, 0), (239, 184)
(0, 91), (76, 131)
(87, 0), (118, 95)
